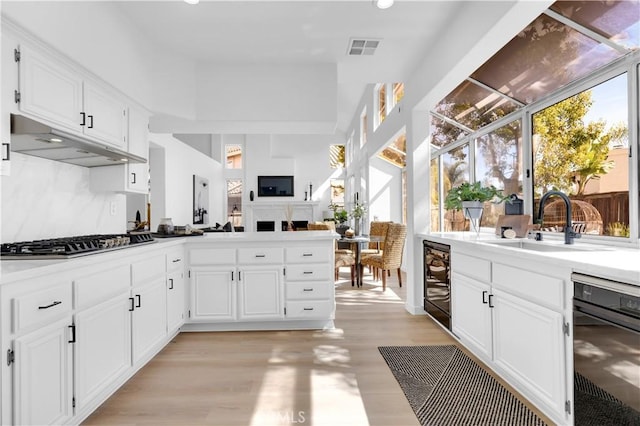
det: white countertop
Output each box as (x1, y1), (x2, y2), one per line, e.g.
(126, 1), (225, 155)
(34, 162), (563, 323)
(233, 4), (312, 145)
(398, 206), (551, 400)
(418, 232), (640, 286)
(0, 231), (338, 284)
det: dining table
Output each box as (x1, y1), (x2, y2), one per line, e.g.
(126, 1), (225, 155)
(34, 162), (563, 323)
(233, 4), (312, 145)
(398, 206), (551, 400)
(340, 235), (385, 287)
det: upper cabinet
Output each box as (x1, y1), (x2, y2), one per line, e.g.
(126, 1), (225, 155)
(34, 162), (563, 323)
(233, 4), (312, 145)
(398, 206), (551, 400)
(17, 45), (127, 150)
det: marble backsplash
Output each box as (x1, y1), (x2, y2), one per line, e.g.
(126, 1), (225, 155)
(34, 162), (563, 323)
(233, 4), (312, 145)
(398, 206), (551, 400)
(1, 153), (126, 243)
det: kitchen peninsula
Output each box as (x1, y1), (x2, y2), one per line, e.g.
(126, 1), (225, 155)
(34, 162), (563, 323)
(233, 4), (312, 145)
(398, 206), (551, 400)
(0, 231), (337, 425)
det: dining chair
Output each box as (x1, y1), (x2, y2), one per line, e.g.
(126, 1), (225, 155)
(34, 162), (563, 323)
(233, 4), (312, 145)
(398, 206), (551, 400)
(308, 222), (355, 285)
(360, 221), (391, 279)
(360, 223), (407, 291)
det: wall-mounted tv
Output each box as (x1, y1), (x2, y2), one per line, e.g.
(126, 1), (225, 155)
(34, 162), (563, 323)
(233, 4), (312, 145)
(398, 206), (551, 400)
(257, 175), (294, 197)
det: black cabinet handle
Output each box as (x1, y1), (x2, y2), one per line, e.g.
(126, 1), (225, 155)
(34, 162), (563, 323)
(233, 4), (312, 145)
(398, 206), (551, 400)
(88, 115), (94, 129)
(303, 288), (313, 292)
(38, 300), (62, 310)
(255, 254), (266, 258)
(68, 324), (76, 343)
(169, 278), (174, 290)
(131, 172), (136, 184)
(482, 291), (488, 304)
(302, 253), (313, 257)
(80, 112), (86, 126)
(172, 259), (181, 263)
(303, 307), (314, 311)
(2, 143), (9, 161)
(135, 294), (141, 308)
(231, 271), (234, 281)
(129, 297), (135, 311)
(488, 294), (494, 308)
(303, 271), (313, 275)
(238, 271), (242, 281)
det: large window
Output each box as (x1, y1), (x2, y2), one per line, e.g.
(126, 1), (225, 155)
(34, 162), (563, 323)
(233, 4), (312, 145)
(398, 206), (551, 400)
(532, 74), (629, 237)
(227, 179), (243, 227)
(225, 145), (242, 169)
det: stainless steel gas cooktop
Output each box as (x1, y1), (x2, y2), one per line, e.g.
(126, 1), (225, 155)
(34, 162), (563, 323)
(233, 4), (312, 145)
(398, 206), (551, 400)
(0, 233), (155, 259)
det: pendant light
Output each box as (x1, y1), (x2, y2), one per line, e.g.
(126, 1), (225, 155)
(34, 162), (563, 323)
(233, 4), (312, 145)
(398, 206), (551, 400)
(184, 0), (200, 4)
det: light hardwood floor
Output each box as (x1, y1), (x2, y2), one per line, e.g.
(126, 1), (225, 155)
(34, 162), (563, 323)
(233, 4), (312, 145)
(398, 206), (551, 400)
(84, 268), (552, 426)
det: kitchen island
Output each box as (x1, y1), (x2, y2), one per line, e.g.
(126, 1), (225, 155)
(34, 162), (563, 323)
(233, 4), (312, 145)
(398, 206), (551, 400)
(0, 230), (337, 425)
(418, 231), (640, 426)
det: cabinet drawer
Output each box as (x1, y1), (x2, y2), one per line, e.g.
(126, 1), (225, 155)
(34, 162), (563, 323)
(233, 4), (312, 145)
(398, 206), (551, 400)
(286, 300), (334, 319)
(131, 253), (165, 285)
(13, 281), (73, 333)
(286, 264), (330, 281)
(238, 248), (284, 264)
(286, 281), (331, 300)
(492, 263), (564, 310)
(166, 248), (184, 272)
(286, 246), (330, 264)
(190, 248), (236, 265)
(453, 252), (491, 283)
(75, 264), (130, 309)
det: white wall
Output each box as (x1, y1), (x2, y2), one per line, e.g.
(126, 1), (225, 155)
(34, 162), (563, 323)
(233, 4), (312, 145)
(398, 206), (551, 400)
(1, 153), (125, 242)
(148, 133), (223, 229)
(368, 156), (402, 225)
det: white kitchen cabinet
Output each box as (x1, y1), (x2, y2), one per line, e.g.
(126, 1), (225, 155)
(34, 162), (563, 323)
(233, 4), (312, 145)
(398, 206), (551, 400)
(131, 277), (167, 366)
(1, 32), (17, 175)
(166, 249), (185, 334)
(491, 288), (567, 418)
(127, 105), (149, 160)
(238, 266), (283, 320)
(451, 272), (492, 360)
(284, 245), (334, 320)
(17, 45), (83, 134)
(74, 293), (131, 412)
(16, 44), (128, 150)
(451, 250), (569, 425)
(12, 316), (73, 426)
(189, 267), (237, 321)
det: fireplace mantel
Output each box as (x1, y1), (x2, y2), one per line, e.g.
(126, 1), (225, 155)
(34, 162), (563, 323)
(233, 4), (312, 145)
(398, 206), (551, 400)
(246, 201), (320, 232)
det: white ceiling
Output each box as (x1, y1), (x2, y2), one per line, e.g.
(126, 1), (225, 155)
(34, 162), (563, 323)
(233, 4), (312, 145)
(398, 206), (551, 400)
(110, 0), (466, 133)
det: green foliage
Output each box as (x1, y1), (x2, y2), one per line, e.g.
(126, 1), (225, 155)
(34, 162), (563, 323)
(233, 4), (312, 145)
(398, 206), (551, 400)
(335, 209), (348, 224)
(533, 91), (626, 196)
(444, 181), (507, 211)
(606, 222), (630, 237)
(349, 201), (367, 220)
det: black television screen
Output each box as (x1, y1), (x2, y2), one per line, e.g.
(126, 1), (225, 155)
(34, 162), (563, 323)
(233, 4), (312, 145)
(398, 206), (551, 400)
(257, 176), (294, 197)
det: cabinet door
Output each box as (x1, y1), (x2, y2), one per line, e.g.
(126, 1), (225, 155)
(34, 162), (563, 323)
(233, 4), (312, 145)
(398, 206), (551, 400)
(167, 270), (185, 333)
(127, 105), (149, 160)
(18, 45), (83, 133)
(13, 316), (73, 426)
(238, 267), (283, 320)
(132, 278), (167, 365)
(190, 268), (236, 321)
(74, 293), (131, 411)
(491, 288), (567, 419)
(451, 272), (492, 360)
(82, 82), (127, 149)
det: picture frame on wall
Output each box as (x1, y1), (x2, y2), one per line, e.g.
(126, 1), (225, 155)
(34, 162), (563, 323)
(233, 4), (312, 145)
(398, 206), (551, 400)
(193, 175), (209, 225)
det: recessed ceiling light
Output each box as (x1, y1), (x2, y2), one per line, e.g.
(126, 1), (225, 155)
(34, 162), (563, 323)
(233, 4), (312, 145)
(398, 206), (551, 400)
(184, 0), (199, 4)
(49, 138), (63, 143)
(376, 0), (394, 9)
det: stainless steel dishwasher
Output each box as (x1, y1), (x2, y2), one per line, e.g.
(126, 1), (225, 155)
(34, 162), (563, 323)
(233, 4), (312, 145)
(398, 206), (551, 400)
(572, 272), (640, 425)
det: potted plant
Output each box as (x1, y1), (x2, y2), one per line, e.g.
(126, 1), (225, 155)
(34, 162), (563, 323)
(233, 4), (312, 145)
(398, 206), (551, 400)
(444, 182), (508, 233)
(349, 201), (367, 235)
(328, 203), (349, 235)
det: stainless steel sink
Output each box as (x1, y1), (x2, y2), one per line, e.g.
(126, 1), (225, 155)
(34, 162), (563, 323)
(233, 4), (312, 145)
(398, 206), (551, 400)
(483, 240), (609, 252)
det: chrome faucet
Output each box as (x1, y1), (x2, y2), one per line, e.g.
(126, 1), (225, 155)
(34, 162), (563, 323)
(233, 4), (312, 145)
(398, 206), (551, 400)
(537, 190), (582, 245)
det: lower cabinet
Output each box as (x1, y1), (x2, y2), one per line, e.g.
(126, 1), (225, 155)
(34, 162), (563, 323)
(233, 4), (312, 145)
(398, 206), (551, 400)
(451, 252), (569, 424)
(238, 266), (283, 320)
(167, 269), (185, 333)
(12, 316), (74, 426)
(190, 267), (236, 321)
(131, 278), (167, 365)
(74, 293), (131, 412)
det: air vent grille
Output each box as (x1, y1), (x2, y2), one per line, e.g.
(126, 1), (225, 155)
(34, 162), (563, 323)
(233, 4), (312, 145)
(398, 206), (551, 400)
(348, 38), (381, 56)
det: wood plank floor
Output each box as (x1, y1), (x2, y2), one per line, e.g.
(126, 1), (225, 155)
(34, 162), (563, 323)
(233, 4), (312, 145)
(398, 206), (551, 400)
(84, 269), (553, 425)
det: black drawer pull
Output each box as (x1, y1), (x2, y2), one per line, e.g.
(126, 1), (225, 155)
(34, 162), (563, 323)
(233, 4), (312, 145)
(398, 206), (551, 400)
(131, 172), (136, 184)
(2, 142), (9, 161)
(88, 115), (94, 129)
(482, 291), (488, 304)
(38, 301), (62, 310)
(303, 307), (314, 311)
(255, 254), (266, 258)
(303, 271), (313, 275)
(172, 258), (181, 263)
(302, 253), (313, 257)
(80, 112), (86, 126)
(135, 294), (141, 308)
(129, 297), (135, 312)
(68, 324), (76, 343)
(303, 288), (314, 292)
(488, 294), (494, 308)
(169, 278), (174, 290)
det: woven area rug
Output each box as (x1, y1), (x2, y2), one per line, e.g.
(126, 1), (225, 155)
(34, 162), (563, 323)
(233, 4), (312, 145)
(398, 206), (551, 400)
(378, 345), (546, 426)
(574, 372), (640, 425)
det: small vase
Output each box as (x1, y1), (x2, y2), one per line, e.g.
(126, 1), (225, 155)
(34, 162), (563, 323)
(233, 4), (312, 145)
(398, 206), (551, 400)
(461, 201), (483, 235)
(354, 219), (360, 236)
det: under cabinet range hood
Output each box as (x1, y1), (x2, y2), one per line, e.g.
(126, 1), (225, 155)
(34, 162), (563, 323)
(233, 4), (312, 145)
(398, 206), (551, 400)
(10, 114), (147, 167)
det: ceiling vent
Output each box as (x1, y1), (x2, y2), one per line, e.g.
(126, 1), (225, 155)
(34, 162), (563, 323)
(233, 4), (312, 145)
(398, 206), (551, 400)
(347, 38), (381, 56)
